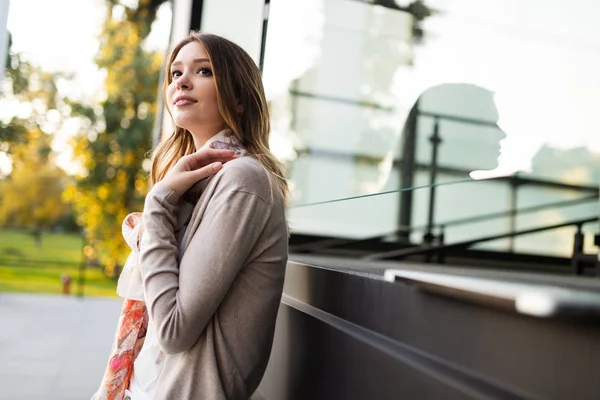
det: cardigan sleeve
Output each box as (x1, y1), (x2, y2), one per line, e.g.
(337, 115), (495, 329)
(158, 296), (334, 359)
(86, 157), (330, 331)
(140, 179), (272, 354)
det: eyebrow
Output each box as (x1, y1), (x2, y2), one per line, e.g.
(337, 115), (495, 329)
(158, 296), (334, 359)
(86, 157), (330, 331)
(171, 58), (210, 67)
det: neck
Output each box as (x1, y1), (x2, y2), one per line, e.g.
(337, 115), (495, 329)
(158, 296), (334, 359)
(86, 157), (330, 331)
(189, 123), (228, 150)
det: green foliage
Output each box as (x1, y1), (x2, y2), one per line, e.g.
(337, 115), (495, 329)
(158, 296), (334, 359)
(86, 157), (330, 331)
(65, 0), (168, 276)
(0, 130), (69, 243)
(5, 52), (32, 96)
(0, 1), (170, 281)
(0, 32), (77, 241)
(0, 118), (27, 144)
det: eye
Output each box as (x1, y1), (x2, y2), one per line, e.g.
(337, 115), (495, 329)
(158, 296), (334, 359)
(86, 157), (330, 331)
(197, 67), (212, 76)
(171, 69), (182, 78)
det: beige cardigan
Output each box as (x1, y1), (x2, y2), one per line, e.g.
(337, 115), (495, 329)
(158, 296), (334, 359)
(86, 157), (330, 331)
(140, 156), (288, 399)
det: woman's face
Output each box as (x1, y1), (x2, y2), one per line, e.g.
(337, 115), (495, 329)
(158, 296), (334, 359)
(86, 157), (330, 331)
(166, 41), (225, 135)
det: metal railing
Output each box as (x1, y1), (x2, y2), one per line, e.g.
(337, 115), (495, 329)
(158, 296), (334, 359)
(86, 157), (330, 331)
(363, 216), (598, 261)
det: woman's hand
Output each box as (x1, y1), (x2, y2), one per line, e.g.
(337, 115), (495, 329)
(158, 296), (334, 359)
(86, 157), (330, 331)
(160, 148), (237, 196)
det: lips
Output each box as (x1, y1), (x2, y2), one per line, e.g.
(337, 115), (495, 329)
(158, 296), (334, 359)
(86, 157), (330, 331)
(174, 96), (197, 107)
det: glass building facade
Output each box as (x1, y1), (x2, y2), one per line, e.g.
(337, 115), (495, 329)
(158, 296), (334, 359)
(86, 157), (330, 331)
(257, 0), (599, 261)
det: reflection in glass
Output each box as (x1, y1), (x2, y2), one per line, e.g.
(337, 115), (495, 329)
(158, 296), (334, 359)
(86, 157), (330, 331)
(264, 0), (599, 261)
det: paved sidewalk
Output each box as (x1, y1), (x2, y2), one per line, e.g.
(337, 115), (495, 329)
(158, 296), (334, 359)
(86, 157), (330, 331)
(0, 293), (123, 400)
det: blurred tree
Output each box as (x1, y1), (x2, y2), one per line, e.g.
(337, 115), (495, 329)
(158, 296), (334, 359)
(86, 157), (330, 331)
(0, 32), (75, 239)
(1, 33), (33, 149)
(1, 29), (71, 153)
(64, 0), (167, 277)
(0, 130), (68, 246)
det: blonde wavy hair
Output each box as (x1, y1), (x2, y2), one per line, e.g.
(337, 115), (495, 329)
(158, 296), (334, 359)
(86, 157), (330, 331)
(150, 32), (288, 202)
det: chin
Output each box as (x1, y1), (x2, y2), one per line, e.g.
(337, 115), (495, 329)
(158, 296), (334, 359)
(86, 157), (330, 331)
(172, 116), (196, 131)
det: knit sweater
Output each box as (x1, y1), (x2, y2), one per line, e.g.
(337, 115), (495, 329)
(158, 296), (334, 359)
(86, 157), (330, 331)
(140, 155), (288, 399)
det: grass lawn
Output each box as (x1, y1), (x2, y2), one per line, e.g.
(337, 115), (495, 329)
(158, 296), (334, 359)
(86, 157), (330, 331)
(0, 229), (118, 297)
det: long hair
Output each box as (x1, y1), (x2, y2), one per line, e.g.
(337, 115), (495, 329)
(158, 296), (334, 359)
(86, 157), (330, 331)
(150, 32), (289, 202)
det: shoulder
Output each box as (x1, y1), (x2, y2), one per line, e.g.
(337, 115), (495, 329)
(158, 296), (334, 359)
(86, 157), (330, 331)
(213, 156), (275, 204)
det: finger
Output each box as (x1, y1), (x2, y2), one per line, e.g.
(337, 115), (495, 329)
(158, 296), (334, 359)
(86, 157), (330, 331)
(186, 151), (237, 170)
(186, 162), (223, 182)
(187, 148), (236, 164)
(186, 156), (236, 172)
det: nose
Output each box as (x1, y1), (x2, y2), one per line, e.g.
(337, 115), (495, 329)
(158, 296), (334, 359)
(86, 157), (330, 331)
(176, 71), (192, 90)
(497, 125), (507, 141)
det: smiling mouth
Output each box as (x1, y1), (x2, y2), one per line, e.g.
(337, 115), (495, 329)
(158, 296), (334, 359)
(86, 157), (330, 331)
(175, 100), (196, 107)
(174, 97), (197, 107)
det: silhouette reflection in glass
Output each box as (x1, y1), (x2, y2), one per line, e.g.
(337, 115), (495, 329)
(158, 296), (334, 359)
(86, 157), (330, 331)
(394, 83), (507, 242)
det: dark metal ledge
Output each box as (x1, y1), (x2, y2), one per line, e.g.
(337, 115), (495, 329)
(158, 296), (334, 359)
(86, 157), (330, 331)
(384, 269), (600, 321)
(258, 260), (600, 400)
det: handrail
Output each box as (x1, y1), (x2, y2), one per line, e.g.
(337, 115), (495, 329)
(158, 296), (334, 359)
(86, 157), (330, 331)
(363, 217), (599, 261)
(289, 196), (598, 253)
(295, 147), (600, 194)
(416, 195), (599, 231)
(288, 89), (393, 111)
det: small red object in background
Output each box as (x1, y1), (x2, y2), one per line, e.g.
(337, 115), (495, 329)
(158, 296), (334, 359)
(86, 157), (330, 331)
(61, 274), (72, 295)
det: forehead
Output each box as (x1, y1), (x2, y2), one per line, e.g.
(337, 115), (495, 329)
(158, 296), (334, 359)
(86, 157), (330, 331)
(172, 41), (208, 64)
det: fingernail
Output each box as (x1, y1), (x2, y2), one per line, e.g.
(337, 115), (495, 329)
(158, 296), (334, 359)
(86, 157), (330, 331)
(212, 162), (223, 171)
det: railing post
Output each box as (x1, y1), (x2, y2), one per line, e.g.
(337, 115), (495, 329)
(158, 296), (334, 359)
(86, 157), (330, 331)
(595, 233), (600, 277)
(437, 225), (446, 264)
(424, 117), (441, 250)
(571, 223), (585, 275)
(508, 177), (518, 252)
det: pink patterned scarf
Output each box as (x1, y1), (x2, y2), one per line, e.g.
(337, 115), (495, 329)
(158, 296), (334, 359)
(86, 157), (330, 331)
(91, 213), (148, 400)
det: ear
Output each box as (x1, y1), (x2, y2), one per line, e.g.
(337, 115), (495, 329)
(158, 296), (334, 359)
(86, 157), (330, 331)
(236, 101), (243, 115)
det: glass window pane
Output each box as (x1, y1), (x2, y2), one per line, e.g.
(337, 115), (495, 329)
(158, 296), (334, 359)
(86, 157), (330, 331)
(264, 0), (600, 265)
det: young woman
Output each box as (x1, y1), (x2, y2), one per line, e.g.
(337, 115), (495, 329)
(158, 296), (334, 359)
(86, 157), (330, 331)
(93, 32), (289, 400)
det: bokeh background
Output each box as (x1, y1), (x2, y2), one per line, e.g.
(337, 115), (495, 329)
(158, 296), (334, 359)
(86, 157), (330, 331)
(1, 0), (173, 296)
